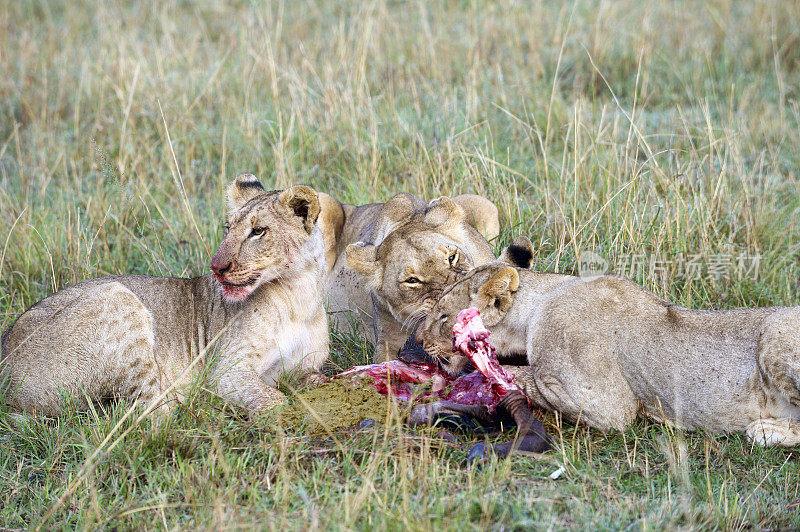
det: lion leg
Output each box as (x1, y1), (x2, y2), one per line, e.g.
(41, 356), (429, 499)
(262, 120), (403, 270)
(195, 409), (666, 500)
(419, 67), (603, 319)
(515, 366), (636, 433)
(751, 310), (800, 443)
(286, 312), (331, 387)
(746, 418), (800, 446)
(1, 282), (169, 416)
(213, 359), (286, 415)
(757, 309), (800, 409)
(290, 311), (331, 376)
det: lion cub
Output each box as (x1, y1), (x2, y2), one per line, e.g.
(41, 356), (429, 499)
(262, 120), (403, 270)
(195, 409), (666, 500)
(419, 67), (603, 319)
(418, 243), (800, 446)
(1, 174), (329, 416)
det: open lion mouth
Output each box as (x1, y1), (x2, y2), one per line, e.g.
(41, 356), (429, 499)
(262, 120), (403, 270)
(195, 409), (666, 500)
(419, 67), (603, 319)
(213, 271), (260, 287)
(220, 277), (258, 287)
(216, 273), (262, 302)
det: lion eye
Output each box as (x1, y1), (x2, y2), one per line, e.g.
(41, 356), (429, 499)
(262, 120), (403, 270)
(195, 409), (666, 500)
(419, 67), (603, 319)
(448, 252), (458, 266)
(404, 277), (422, 285)
(250, 227), (267, 237)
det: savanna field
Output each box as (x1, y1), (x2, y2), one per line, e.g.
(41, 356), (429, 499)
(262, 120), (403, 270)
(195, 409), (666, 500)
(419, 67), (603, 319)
(2, 0), (800, 529)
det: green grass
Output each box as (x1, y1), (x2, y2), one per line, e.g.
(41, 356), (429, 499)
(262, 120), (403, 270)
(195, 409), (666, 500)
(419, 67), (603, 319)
(2, 0), (800, 528)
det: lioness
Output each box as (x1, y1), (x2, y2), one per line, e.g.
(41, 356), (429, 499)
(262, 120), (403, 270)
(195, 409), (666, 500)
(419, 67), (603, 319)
(418, 253), (800, 446)
(318, 192), (500, 362)
(1, 174), (329, 416)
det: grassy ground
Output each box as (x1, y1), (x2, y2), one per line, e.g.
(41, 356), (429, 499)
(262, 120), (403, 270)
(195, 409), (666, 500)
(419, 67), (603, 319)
(2, 0), (800, 528)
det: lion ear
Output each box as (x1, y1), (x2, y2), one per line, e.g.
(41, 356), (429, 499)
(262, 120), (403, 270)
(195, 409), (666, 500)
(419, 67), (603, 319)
(227, 173), (265, 213)
(317, 192), (345, 271)
(477, 266), (519, 323)
(498, 236), (534, 269)
(451, 194), (500, 241)
(424, 196), (465, 228)
(382, 193), (422, 223)
(373, 193), (425, 243)
(278, 185), (321, 233)
(345, 242), (381, 284)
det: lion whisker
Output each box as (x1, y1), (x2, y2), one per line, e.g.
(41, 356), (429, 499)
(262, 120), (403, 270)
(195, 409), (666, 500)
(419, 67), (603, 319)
(401, 308), (428, 333)
(399, 302), (427, 329)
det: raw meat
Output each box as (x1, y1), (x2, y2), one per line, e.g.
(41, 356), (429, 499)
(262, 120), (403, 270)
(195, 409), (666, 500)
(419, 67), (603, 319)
(336, 360), (449, 402)
(451, 308), (521, 399)
(335, 307), (525, 412)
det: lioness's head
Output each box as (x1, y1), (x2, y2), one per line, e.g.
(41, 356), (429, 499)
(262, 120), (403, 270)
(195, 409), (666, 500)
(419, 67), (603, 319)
(211, 174), (321, 302)
(344, 195), (496, 331)
(417, 239), (530, 375)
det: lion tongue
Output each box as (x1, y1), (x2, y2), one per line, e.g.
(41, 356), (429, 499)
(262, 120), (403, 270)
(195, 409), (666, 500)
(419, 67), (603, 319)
(452, 307), (519, 398)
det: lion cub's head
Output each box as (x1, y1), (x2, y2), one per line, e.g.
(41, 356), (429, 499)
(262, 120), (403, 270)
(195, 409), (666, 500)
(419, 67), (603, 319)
(211, 174), (321, 302)
(344, 195), (496, 331)
(417, 238), (531, 375)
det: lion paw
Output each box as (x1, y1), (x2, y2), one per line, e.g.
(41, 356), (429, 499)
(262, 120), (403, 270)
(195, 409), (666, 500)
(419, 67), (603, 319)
(746, 418), (800, 447)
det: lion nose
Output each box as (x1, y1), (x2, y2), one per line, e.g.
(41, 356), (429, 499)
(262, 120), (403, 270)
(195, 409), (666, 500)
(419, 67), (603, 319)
(211, 259), (232, 277)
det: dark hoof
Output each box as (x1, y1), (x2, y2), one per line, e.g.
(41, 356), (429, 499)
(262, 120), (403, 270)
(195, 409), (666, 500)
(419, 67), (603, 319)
(467, 442), (488, 464)
(408, 404), (435, 426)
(467, 434), (550, 462)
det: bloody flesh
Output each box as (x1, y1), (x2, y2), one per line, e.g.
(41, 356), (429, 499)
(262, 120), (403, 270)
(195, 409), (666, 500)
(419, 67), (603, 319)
(451, 307), (521, 399)
(335, 307), (524, 412)
(336, 360), (449, 402)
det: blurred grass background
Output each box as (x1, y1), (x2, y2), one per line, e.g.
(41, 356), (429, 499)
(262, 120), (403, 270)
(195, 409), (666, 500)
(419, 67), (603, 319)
(1, 0), (799, 528)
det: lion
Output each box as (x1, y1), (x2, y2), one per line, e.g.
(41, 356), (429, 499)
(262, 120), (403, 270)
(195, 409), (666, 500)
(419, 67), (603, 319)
(317, 191), (501, 362)
(1, 174), (329, 417)
(417, 245), (800, 446)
